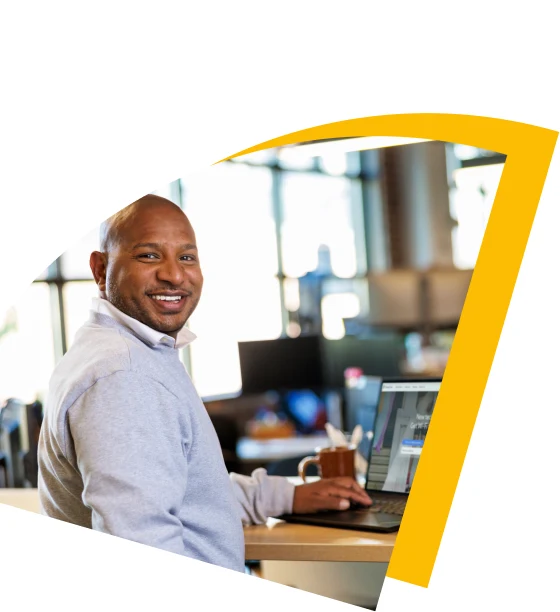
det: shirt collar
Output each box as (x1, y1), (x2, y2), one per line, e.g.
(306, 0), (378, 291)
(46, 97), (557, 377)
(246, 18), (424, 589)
(90, 296), (197, 350)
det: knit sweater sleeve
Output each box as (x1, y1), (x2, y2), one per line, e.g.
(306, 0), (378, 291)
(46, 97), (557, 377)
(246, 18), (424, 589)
(229, 469), (295, 526)
(67, 370), (189, 555)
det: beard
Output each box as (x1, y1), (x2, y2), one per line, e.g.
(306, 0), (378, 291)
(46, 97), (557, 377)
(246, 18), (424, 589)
(106, 279), (199, 335)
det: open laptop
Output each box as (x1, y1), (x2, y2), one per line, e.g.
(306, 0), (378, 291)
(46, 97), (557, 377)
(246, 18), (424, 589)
(278, 377), (441, 533)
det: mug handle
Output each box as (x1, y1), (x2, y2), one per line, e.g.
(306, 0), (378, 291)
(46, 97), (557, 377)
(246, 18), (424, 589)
(298, 455), (321, 482)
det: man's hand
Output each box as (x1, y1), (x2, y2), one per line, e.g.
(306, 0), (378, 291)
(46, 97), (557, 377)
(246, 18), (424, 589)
(292, 477), (372, 514)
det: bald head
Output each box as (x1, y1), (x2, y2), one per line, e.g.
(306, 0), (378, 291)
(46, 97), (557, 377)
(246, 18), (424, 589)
(91, 194), (203, 338)
(100, 195), (186, 253)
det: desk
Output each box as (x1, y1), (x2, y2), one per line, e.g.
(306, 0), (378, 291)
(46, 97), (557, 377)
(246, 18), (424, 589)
(0, 488), (388, 608)
(0, 488), (40, 513)
(240, 475), (391, 607)
(244, 518), (395, 562)
(0, 487), (394, 562)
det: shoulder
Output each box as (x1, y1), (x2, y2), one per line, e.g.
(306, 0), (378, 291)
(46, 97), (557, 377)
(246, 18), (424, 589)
(63, 323), (133, 377)
(50, 322), (163, 410)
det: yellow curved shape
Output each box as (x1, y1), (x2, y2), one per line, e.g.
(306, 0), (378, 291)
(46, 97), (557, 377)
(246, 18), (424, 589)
(217, 114), (557, 587)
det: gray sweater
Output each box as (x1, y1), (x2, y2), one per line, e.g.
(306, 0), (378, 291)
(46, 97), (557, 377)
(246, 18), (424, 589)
(38, 308), (295, 572)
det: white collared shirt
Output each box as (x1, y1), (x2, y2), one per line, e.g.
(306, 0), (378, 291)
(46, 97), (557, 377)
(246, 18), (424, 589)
(90, 296), (197, 350)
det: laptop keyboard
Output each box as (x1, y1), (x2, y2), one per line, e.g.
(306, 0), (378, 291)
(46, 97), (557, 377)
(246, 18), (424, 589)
(361, 498), (407, 516)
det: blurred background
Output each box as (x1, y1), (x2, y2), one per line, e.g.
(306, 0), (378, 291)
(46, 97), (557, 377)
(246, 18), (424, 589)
(0, 138), (505, 484)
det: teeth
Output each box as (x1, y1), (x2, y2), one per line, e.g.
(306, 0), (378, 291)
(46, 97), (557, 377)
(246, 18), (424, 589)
(151, 295), (182, 301)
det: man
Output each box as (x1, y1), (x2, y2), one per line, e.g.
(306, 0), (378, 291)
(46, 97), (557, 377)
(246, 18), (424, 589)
(38, 195), (371, 573)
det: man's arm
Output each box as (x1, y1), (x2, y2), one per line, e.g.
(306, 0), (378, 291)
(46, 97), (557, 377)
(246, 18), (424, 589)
(229, 470), (372, 525)
(229, 469), (295, 525)
(68, 370), (189, 555)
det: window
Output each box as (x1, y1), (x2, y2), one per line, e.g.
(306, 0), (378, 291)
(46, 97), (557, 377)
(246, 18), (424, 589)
(0, 283), (56, 404)
(321, 292), (361, 340)
(63, 281), (98, 348)
(60, 227), (99, 280)
(321, 278), (370, 340)
(0, 144), (394, 403)
(449, 162), (505, 269)
(181, 163), (283, 397)
(180, 149), (369, 396)
(281, 172), (366, 278)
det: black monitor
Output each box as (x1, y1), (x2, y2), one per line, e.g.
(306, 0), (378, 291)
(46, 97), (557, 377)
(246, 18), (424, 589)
(321, 335), (404, 388)
(237, 336), (324, 394)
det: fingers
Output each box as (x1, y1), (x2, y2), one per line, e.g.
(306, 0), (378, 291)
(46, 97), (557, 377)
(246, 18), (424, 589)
(292, 478), (372, 514)
(329, 477), (368, 496)
(293, 481), (353, 513)
(321, 478), (372, 505)
(322, 485), (372, 506)
(312, 495), (353, 511)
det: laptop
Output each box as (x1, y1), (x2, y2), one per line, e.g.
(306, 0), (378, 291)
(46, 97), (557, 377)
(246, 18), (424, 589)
(278, 377), (441, 533)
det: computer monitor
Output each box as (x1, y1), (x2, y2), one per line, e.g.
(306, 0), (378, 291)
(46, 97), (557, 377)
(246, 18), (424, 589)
(237, 336), (323, 394)
(321, 335), (404, 388)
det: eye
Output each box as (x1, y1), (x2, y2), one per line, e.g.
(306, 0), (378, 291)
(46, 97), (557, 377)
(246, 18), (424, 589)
(136, 253), (159, 260)
(180, 254), (197, 262)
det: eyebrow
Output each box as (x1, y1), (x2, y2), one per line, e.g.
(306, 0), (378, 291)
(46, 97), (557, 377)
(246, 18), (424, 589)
(131, 242), (198, 251)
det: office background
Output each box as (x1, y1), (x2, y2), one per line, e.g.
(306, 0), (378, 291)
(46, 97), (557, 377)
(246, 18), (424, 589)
(0, 139), (503, 409)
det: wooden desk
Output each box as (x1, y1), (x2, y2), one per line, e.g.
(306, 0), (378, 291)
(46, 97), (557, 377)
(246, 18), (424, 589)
(0, 488), (394, 563)
(0, 488), (40, 513)
(0, 488), (389, 606)
(244, 518), (395, 562)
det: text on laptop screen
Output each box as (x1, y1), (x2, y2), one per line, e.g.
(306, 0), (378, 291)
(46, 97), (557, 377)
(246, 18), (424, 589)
(366, 380), (440, 494)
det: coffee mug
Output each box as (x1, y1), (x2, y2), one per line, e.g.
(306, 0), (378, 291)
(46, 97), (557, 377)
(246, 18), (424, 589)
(298, 445), (356, 482)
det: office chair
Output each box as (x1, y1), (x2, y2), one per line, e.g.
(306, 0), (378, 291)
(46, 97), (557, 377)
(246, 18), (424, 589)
(0, 403), (9, 487)
(208, 413), (241, 473)
(0, 398), (29, 487)
(23, 401), (43, 487)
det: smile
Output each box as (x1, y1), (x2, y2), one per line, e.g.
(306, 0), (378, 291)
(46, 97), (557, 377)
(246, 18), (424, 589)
(150, 295), (183, 302)
(147, 294), (188, 312)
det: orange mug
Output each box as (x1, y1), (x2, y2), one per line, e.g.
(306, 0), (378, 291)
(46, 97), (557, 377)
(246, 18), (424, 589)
(298, 446), (356, 482)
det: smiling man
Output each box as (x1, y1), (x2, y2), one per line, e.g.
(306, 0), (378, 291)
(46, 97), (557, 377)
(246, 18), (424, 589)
(99, 199), (202, 336)
(37, 195), (370, 572)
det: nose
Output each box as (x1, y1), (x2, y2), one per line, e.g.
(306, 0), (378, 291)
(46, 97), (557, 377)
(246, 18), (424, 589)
(156, 257), (184, 286)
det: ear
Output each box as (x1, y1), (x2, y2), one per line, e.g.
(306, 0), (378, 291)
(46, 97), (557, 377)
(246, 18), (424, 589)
(90, 251), (108, 292)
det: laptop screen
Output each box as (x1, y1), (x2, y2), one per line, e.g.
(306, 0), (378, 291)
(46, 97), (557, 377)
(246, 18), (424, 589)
(365, 379), (440, 494)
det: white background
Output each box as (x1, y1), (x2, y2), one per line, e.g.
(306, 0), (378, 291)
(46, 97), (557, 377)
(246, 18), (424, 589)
(1, 2), (559, 610)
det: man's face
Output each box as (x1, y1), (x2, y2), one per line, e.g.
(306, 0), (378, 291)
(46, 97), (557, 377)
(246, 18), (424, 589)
(92, 203), (203, 338)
